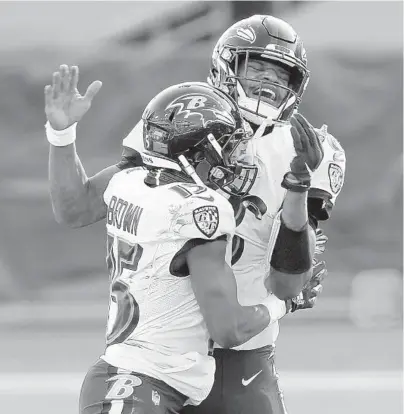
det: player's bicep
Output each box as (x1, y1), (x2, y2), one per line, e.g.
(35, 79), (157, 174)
(186, 239), (239, 343)
(186, 238), (231, 298)
(170, 235), (225, 276)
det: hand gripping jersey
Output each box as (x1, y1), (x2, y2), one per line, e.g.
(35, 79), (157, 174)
(101, 168), (235, 405)
(121, 119), (346, 351)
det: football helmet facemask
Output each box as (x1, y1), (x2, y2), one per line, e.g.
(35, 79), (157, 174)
(141, 82), (257, 197)
(208, 15), (310, 126)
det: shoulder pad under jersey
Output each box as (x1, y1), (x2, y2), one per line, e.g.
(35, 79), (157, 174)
(122, 120), (144, 152)
(309, 125), (346, 220)
(103, 168), (144, 206)
(168, 184), (235, 241)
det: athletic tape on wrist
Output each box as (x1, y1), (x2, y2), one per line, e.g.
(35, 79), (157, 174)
(45, 121), (77, 147)
(260, 295), (287, 323)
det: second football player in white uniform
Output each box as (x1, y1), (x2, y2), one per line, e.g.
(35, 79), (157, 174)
(45, 15), (345, 414)
(118, 15), (345, 414)
(182, 15), (345, 414)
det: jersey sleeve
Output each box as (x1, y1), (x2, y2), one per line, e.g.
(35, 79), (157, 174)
(172, 194), (235, 241)
(169, 191), (235, 277)
(103, 170), (122, 207)
(309, 125), (346, 220)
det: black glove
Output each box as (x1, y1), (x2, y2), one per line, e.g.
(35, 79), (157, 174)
(282, 113), (324, 192)
(286, 259), (328, 312)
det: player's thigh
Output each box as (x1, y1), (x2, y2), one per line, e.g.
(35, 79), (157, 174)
(240, 358), (288, 414)
(225, 348), (288, 414)
(79, 359), (187, 414)
(238, 362), (288, 414)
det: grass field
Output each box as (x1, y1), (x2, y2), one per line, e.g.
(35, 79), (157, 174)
(1, 376), (401, 414)
(1, 321), (402, 414)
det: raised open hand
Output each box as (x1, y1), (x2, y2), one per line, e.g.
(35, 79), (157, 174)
(44, 64), (102, 130)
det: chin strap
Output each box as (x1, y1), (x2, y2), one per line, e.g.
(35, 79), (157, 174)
(244, 117), (275, 166)
(178, 155), (206, 187)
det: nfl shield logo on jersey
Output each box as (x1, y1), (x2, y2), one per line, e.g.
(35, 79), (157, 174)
(193, 205), (219, 238)
(328, 163), (344, 194)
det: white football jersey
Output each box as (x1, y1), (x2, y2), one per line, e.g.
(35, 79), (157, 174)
(101, 168), (235, 405)
(228, 122), (346, 350)
(121, 119), (346, 351)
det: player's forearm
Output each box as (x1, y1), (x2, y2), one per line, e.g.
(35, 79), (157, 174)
(195, 264), (283, 348)
(49, 143), (88, 223)
(270, 225), (316, 299)
(49, 143), (114, 227)
(269, 191), (315, 300)
(229, 297), (287, 347)
(281, 190), (308, 230)
(223, 304), (270, 347)
(189, 251), (269, 348)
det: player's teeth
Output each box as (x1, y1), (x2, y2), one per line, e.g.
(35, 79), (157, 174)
(262, 89), (276, 100)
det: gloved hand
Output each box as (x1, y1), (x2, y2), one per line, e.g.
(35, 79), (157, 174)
(286, 259), (328, 312)
(282, 113), (324, 192)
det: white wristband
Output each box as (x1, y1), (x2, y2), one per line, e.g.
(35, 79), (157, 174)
(45, 121), (77, 147)
(260, 294), (288, 324)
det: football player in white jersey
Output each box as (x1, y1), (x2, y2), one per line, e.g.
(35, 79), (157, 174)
(182, 15), (346, 414)
(45, 16), (343, 414)
(63, 81), (316, 414)
(114, 16), (344, 414)
(46, 78), (322, 414)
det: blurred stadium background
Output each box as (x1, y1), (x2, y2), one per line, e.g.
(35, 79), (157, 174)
(0, 1), (402, 413)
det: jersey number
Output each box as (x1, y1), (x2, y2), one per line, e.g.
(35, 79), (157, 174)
(170, 185), (268, 267)
(106, 234), (143, 346)
(170, 183), (208, 198)
(230, 195), (268, 265)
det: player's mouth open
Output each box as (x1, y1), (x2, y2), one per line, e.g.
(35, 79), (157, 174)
(253, 87), (277, 105)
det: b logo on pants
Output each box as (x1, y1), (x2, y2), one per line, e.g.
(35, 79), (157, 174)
(105, 374), (142, 399)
